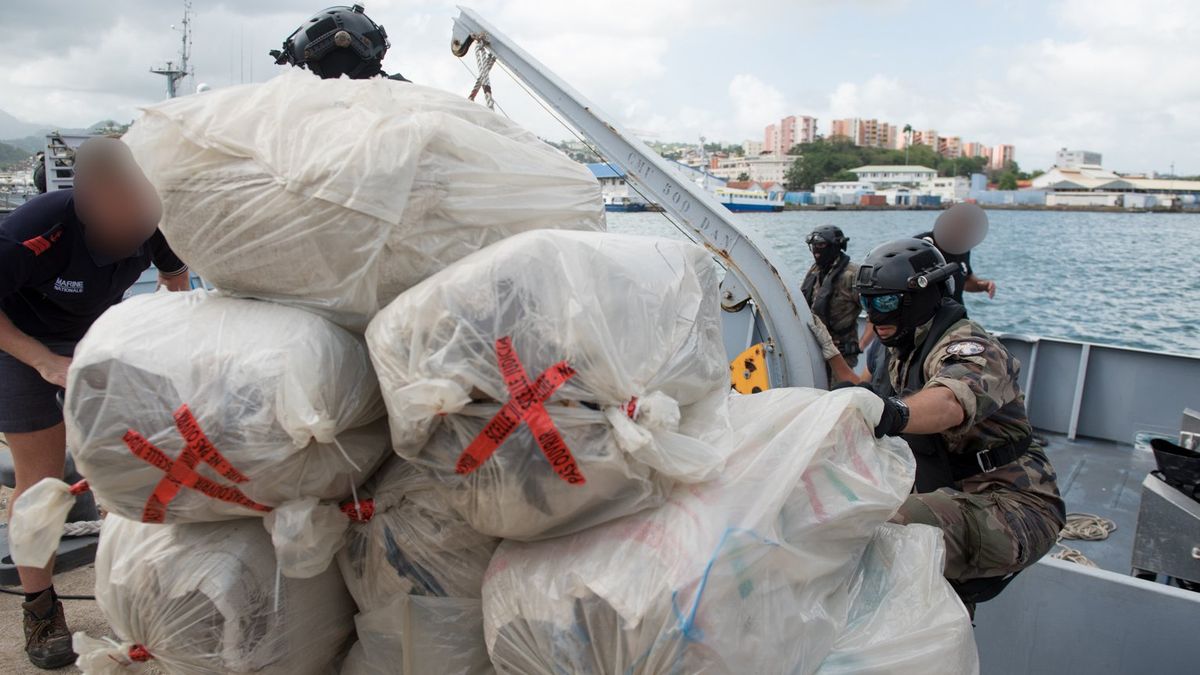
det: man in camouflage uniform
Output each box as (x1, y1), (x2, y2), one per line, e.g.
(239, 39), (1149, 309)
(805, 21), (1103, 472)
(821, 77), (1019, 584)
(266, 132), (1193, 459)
(852, 237), (1065, 610)
(801, 225), (861, 367)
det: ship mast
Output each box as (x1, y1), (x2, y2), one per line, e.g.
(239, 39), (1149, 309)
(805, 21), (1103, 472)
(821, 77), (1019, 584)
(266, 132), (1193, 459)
(150, 0), (193, 99)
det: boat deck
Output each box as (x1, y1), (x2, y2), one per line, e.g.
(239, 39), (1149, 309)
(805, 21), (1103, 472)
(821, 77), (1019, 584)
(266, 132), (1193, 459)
(1039, 431), (1157, 575)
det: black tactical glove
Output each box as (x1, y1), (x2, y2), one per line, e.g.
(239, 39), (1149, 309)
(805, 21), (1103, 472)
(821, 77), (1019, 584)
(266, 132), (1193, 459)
(830, 382), (908, 437)
(874, 395), (909, 438)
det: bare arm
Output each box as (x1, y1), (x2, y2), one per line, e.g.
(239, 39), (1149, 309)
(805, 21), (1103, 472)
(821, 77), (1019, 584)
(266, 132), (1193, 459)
(0, 310), (69, 386)
(828, 354), (859, 385)
(900, 386), (965, 434)
(964, 274), (996, 298)
(157, 268), (191, 292)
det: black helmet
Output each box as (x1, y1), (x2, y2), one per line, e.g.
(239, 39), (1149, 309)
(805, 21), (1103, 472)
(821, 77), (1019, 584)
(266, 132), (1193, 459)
(856, 238), (961, 348)
(271, 5), (389, 80)
(805, 224), (848, 251)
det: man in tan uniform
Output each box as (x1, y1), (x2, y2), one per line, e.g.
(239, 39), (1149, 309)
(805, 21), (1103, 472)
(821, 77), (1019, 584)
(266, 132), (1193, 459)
(851, 237), (1065, 613)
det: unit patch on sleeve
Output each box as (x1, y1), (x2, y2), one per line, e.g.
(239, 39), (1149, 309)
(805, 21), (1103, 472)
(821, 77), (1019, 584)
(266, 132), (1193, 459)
(945, 340), (986, 357)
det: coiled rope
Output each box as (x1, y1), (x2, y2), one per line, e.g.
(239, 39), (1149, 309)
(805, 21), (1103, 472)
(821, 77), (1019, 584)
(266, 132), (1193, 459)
(1050, 512), (1116, 567)
(63, 520), (103, 537)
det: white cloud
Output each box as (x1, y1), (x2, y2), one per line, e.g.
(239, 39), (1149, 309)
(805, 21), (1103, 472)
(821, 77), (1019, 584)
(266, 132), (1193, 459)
(729, 74), (788, 136)
(1, 0), (1196, 172)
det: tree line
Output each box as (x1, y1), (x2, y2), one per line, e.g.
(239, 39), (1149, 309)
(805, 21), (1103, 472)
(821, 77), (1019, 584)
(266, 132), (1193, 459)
(781, 137), (1032, 191)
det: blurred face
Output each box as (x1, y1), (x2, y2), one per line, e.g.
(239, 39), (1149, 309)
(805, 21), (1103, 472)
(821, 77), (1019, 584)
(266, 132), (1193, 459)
(931, 204), (987, 255)
(73, 139), (162, 259)
(934, 217), (969, 252)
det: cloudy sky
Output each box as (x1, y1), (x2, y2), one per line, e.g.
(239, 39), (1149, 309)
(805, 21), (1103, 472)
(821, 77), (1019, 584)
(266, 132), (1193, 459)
(1, 0), (1197, 173)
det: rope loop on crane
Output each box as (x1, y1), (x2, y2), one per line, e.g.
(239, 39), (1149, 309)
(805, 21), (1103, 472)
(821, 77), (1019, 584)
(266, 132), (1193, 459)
(467, 40), (497, 110)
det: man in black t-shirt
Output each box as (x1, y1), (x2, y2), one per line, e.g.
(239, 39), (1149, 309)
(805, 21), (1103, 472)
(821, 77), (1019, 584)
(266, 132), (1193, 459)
(916, 203), (997, 304)
(0, 137), (189, 669)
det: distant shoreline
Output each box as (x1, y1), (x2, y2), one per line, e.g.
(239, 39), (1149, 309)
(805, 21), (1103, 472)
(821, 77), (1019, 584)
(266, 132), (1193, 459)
(778, 204), (1196, 214)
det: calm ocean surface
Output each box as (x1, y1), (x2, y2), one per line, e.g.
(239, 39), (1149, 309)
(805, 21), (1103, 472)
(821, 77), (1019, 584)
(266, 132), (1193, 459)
(608, 209), (1200, 357)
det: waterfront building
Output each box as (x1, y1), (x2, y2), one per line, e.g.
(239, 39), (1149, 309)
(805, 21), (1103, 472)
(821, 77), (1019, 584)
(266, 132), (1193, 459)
(1032, 166), (1200, 196)
(828, 118), (892, 148)
(962, 141), (990, 159)
(762, 115), (816, 155)
(779, 115), (817, 152)
(938, 136), (963, 159)
(764, 124), (779, 156)
(912, 129), (939, 149)
(587, 163), (649, 211)
(711, 154), (799, 183)
(1054, 148), (1103, 170)
(989, 144), (1015, 169)
(926, 175), (970, 202)
(849, 165), (937, 187)
(814, 180), (873, 204)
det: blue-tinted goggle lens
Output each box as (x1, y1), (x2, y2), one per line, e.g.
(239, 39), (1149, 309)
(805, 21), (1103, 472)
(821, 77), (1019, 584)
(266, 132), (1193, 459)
(860, 294), (902, 313)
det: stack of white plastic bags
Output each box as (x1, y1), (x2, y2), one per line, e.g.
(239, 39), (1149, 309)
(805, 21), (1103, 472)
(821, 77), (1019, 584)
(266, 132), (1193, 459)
(480, 387), (912, 673)
(8, 69), (605, 675)
(8, 67), (980, 674)
(362, 228), (979, 673)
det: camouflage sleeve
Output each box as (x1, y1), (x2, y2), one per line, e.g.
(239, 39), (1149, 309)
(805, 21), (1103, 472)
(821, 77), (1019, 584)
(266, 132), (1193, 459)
(841, 265), (860, 305)
(808, 315), (839, 360)
(922, 334), (1018, 441)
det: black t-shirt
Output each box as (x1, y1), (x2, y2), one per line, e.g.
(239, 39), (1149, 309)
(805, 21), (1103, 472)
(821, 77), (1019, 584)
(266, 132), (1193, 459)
(915, 230), (971, 304)
(0, 189), (186, 341)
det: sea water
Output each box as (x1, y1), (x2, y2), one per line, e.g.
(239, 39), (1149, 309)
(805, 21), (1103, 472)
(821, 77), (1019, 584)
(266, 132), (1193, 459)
(608, 209), (1200, 357)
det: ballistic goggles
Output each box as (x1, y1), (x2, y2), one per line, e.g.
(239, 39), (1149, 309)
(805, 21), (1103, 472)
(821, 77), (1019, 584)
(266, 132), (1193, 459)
(860, 293), (903, 314)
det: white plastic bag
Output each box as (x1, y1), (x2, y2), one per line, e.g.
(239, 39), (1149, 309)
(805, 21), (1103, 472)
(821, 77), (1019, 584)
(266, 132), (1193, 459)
(366, 230), (731, 540)
(123, 71), (604, 328)
(816, 523), (979, 675)
(77, 515), (355, 675)
(482, 387), (916, 674)
(65, 289), (389, 525)
(333, 459), (498, 674)
(8, 477), (89, 567)
(340, 595), (494, 675)
(336, 457), (499, 611)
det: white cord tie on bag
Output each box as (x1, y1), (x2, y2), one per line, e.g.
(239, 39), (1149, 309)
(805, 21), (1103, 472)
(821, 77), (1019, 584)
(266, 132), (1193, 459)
(604, 391), (681, 454)
(398, 379), (471, 424)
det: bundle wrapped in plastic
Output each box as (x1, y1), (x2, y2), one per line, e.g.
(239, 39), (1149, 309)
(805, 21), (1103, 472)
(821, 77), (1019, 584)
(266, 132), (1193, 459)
(75, 515), (355, 675)
(340, 595), (494, 675)
(64, 290), (388, 523)
(122, 70), (604, 329)
(332, 458), (498, 674)
(816, 523), (979, 675)
(482, 387), (916, 674)
(337, 457), (499, 610)
(366, 230), (732, 540)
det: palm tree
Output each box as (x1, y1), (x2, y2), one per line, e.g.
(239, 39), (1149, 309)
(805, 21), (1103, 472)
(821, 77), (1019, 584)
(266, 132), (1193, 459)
(903, 124), (913, 165)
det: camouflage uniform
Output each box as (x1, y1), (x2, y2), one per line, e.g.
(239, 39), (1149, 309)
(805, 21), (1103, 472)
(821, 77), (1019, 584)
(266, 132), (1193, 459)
(888, 317), (1066, 582)
(801, 258), (861, 367)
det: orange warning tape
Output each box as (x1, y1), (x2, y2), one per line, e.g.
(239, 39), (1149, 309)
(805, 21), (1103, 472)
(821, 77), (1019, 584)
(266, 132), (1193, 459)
(454, 337), (585, 485)
(123, 404), (272, 523)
